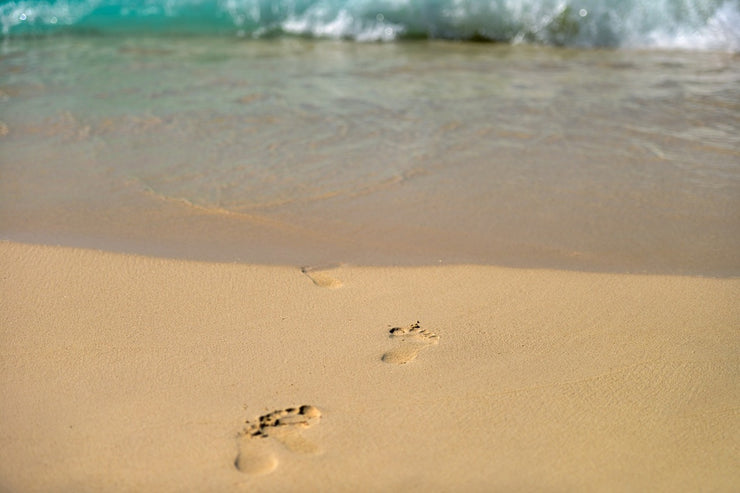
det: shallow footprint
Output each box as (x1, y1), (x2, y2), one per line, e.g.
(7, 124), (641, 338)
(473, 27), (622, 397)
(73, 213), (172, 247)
(234, 441), (278, 476)
(235, 405), (322, 476)
(381, 321), (440, 365)
(301, 266), (343, 289)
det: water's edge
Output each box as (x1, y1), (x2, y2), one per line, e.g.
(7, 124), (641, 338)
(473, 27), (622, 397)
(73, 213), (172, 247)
(1, 38), (738, 277)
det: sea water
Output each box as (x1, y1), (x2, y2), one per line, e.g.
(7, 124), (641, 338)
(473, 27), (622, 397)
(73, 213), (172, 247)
(2, 0), (740, 49)
(1, 1), (739, 275)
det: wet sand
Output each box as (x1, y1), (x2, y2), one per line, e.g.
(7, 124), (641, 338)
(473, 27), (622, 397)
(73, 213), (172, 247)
(2, 39), (739, 276)
(1, 240), (737, 491)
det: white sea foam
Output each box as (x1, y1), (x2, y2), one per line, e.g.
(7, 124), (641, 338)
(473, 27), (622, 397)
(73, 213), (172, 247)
(637, 1), (740, 52)
(281, 7), (403, 41)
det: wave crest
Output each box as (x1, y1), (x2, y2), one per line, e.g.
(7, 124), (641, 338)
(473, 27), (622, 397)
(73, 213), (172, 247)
(2, 0), (739, 51)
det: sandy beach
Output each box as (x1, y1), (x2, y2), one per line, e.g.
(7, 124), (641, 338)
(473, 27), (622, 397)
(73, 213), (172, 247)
(1, 240), (737, 491)
(2, 3), (739, 491)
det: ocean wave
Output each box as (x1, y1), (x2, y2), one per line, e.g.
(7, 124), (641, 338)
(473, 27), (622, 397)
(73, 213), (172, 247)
(2, 0), (739, 51)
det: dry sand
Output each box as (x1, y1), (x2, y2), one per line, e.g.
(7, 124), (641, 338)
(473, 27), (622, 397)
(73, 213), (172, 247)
(0, 240), (738, 492)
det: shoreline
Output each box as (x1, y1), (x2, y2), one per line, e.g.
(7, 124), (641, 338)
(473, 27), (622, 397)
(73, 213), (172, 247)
(2, 240), (737, 491)
(4, 233), (738, 278)
(2, 40), (738, 279)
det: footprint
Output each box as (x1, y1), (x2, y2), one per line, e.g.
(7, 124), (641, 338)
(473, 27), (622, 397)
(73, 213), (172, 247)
(301, 266), (343, 289)
(235, 405), (322, 475)
(381, 321), (440, 365)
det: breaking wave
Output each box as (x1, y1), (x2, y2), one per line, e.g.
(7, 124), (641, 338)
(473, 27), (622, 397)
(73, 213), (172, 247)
(2, 0), (739, 51)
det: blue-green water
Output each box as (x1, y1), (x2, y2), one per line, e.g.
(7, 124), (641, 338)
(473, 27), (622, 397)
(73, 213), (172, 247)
(2, 0), (739, 50)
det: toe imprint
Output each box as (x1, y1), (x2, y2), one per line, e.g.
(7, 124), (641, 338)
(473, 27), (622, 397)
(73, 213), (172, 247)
(382, 321), (440, 365)
(235, 405), (322, 474)
(246, 405), (322, 437)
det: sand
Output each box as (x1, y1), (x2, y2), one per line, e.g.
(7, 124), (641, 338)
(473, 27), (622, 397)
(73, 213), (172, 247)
(0, 240), (738, 492)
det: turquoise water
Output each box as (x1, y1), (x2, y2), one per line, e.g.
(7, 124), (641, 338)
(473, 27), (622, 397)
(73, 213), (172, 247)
(2, 0), (739, 50)
(1, 34), (738, 275)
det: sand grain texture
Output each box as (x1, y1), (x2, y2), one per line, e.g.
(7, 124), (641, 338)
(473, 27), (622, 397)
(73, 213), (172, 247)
(0, 241), (738, 492)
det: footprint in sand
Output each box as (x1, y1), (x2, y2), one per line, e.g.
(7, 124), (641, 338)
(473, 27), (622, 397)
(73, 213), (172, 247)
(301, 266), (343, 289)
(381, 321), (440, 365)
(235, 405), (322, 476)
